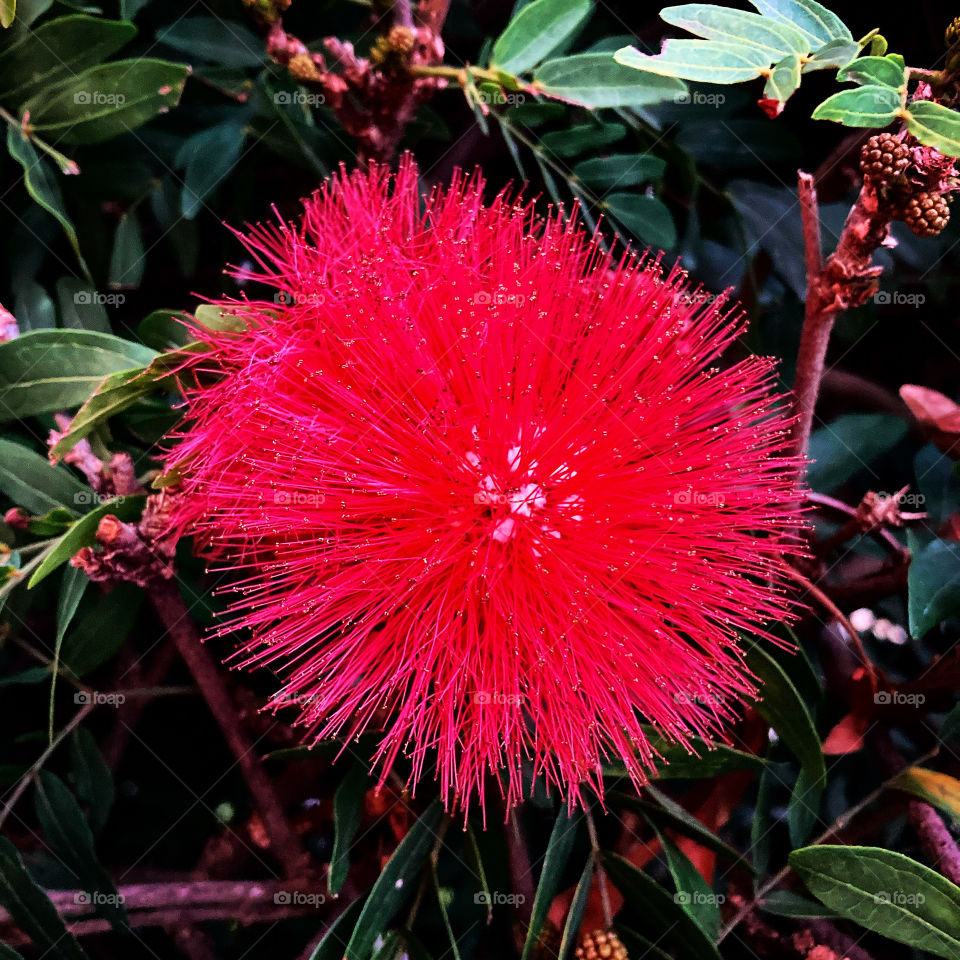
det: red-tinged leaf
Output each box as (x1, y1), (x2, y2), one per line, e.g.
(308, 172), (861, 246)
(758, 97), (784, 118)
(822, 710), (868, 755)
(900, 384), (960, 457)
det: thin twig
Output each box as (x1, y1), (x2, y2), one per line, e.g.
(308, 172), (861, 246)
(149, 579), (306, 879)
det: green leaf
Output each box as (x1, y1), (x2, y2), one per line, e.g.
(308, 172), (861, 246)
(908, 538), (960, 637)
(655, 829), (721, 938)
(138, 309), (192, 350)
(837, 54), (906, 89)
(744, 639), (826, 789)
(108, 211), (145, 289)
(29, 495), (146, 587)
(329, 763), (369, 896)
(541, 122), (625, 157)
(941, 703), (960, 744)
(23, 59), (189, 145)
(193, 303), (247, 333)
(905, 101), (960, 158)
(177, 121), (247, 219)
(602, 852), (721, 960)
(614, 40), (769, 84)
(0, 0), (14, 28)
(760, 889), (843, 918)
(34, 772), (128, 931)
(746, 0), (852, 47)
(0, 835), (89, 960)
(491, 0), (591, 75)
(573, 153), (665, 189)
(344, 799), (444, 960)
(69, 728), (114, 835)
(557, 858), (592, 960)
(0, 328), (157, 422)
(893, 767), (960, 823)
(309, 894), (367, 960)
(155, 17), (264, 68)
(6, 128), (89, 277)
(521, 809), (581, 960)
(787, 766), (822, 846)
(536, 52), (688, 107)
(49, 565), (87, 740)
(0, 941), (26, 959)
(791, 846), (960, 960)
(661, 5), (809, 57)
(762, 52), (801, 112)
(59, 583), (142, 676)
(0, 15), (136, 103)
(49, 345), (200, 461)
(503, 101), (566, 126)
(801, 37), (860, 71)
(0, 438), (88, 515)
(807, 413), (908, 491)
(13, 278), (55, 331)
(811, 84), (901, 126)
(603, 193), (677, 248)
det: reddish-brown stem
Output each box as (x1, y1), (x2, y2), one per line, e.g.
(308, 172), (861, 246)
(791, 172), (891, 462)
(149, 579), (306, 879)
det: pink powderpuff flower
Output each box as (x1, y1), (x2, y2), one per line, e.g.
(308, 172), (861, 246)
(163, 157), (804, 816)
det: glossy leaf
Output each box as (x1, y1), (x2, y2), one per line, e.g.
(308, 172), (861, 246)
(908, 537), (960, 636)
(541, 122), (625, 157)
(69, 727), (114, 835)
(0, 329), (156, 421)
(762, 52), (801, 113)
(536, 53), (687, 107)
(807, 413), (908, 491)
(558, 858), (592, 960)
(0, 836), (88, 960)
(603, 193), (677, 248)
(811, 85), (901, 126)
(29, 495), (146, 587)
(661, 5), (809, 57)
(177, 121), (247, 219)
(50, 564), (88, 739)
(491, 0), (591, 75)
(0, 438), (88, 515)
(0, 0), (14, 28)
(521, 809), (581, 960)
(760, 889), (843, 918)
(6, 128), (88, 276)
(615, 40), (770, 84)
(344, 800), (444, 960)
(0, 15), (135, 103)
(802, 37), (860, 71)
(746, 0), (852, 46)
(656, 829), (721, 937)
(905, 101), (960, 158)
(837, 54), (906, 89)
(744, 639), (826, 789)
(23, 59), (189, 145)
(791, 846), (960, 959)
(108, 211), (145, 289)
(309, 894), (367, 960)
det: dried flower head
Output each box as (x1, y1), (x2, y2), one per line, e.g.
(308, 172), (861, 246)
(164, 158), (803, 814)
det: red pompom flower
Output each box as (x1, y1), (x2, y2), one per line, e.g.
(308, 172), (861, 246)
(164, 158), (803, 814)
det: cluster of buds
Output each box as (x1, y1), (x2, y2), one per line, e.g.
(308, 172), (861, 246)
(860, 132), (954, 237)
(575, 929), (629, 960)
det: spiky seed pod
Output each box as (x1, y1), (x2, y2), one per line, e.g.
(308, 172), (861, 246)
(859, 133), (911, 185)
(947, 15), (960, 46)
(903, 191), (951, 236)
(575, 929), (629, 960)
